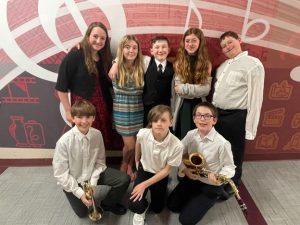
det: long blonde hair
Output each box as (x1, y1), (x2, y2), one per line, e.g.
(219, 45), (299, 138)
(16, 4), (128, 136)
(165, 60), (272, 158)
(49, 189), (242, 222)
(173, 28), (210, 84)
(80, 22), (112, 75)
(116, 35), (144, 87)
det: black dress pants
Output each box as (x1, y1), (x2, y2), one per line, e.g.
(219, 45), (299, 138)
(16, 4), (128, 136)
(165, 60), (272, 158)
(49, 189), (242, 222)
(214, 108), (247, 186)
(167, 177), (223, 225)
(128, 163), (168, 214)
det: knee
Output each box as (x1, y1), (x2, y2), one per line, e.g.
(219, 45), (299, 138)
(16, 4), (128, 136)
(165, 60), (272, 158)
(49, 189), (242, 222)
(74, 210), (87, 218)
(150, 204), (164, 214)
(179, 212), (198, 225)
(128, 199), (148, 214)
(119, 173), (130, 187)
(166, 196), (180, 213)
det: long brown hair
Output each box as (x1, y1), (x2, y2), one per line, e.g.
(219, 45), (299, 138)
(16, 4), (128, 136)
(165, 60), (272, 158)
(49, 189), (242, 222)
(80, 22), (112, 75)
(116, 35), (144, 87)
(173, 28), (210, 84)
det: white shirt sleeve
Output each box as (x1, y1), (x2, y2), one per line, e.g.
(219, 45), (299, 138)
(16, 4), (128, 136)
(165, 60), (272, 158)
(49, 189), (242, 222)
(245, 62), (265, 140)
(177, 132), (191, 177)
(90, 133), (107, 186)
(218, 141), (236, 178)
(53, 141), (84, 199)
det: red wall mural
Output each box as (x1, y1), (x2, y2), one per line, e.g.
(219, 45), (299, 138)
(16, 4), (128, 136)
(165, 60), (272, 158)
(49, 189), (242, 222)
(0, 0), (299, 159)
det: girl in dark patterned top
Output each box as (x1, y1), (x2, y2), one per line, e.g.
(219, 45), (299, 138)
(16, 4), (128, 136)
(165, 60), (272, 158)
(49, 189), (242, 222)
(56, 22), (114, 149)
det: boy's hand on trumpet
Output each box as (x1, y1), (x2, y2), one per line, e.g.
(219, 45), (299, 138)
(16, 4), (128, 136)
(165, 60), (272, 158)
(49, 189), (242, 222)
(81, 193), (93, 207)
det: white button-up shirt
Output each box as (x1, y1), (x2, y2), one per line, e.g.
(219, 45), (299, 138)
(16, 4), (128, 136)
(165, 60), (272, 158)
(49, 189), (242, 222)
(137, 128), (184, 173)
(179, 127), (235, 185)
(212, 51), (265, 140)
(53, 126), (106, 199)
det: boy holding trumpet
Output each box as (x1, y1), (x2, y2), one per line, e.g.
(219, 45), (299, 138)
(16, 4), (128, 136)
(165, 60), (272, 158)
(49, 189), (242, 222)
(53, 100), (130, 218)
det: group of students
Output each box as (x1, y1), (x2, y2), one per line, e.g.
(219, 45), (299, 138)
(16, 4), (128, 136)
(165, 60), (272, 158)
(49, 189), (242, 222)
(53, 21), (265, 225)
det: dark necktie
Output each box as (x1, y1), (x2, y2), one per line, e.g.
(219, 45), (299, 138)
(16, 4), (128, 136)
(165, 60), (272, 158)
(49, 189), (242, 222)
(158, 64), (163, 76)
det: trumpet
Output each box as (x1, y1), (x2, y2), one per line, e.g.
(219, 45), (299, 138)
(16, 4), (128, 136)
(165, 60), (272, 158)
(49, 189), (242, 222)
(83, 181), (103, 222)
(183, 152), (247, 212)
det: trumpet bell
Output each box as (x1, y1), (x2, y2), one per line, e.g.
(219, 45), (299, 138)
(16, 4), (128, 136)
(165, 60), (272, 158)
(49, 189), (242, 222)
(88, 206), (103, 222)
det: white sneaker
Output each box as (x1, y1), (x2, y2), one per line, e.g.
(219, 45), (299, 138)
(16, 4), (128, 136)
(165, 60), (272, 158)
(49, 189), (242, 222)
(133, 212), (146, 225)
(133, 204), (149, 225)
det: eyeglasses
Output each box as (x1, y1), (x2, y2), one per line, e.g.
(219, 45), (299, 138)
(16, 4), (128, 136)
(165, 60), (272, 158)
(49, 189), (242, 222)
(194, 113), (214, 120)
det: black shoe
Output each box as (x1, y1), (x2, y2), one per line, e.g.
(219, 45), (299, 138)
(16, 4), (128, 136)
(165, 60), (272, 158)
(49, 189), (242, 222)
(100, 203), (127, 215)
(219, 184), (235, 200)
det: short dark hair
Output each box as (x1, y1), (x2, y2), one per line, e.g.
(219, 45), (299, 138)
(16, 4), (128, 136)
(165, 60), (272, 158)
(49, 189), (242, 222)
(151, 36), (170, 47)
(147, 105), (172, 128)
(219, 31), (239, 42)
(193, 102), (218, 118)
(71, 100), (96, 117)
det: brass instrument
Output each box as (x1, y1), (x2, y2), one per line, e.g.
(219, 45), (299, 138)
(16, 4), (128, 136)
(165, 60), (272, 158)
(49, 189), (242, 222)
(83, 181), (103, 222)
(183, 152), (247, 212)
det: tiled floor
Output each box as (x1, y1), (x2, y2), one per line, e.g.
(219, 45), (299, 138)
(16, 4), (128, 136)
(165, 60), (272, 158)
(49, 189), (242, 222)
(0, 160), (299, 225)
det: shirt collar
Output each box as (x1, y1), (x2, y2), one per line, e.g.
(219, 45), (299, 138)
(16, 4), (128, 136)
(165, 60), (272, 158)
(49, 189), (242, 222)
(229, 51), (248, 63)
(72, 125), (91, 141)
(195, 127), (217, 142)
(155, 58), (167, 69)
(149, 130), (171, 147)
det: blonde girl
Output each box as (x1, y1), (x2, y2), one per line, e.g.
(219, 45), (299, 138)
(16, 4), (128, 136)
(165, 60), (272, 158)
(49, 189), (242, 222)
(112, 35), (144, 180)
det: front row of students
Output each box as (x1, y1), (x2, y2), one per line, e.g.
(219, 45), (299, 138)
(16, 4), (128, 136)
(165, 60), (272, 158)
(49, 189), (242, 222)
(53, 99), (235, 225)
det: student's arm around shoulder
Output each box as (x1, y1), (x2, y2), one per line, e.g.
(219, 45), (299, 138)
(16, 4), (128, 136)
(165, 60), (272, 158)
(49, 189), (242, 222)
(90, 129), (107, 186)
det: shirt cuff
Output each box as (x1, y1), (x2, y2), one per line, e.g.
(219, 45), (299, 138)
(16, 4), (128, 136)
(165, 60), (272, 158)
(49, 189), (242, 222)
(245, 130), (255, 140)
(73, 187), (84, 199)
(177, 164), (186, 177)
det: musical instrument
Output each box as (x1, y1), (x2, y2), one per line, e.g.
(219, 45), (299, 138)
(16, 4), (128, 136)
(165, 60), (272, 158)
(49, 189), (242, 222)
(83, 181), (103, 221)
(183, 152), (247, 212)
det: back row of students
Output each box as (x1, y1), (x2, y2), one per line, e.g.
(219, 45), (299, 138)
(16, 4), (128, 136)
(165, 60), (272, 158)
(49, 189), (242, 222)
(54, 21), (264, 225)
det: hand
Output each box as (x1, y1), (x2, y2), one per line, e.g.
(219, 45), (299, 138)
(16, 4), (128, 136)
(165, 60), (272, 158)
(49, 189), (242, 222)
(208, 172), (221, 185)
(108, 63), (118, 80)
(80, 193), (92, 207)
(174, 83), (180, 93)
(65, 111), (73, 125)
(184, 168), (199, 180)
(130, 182), (147, 202)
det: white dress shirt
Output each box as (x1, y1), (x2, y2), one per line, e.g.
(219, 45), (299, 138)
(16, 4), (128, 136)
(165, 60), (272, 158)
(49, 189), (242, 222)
(137, 128), (184, 173)
(212, 51), (265, 140)
(52, 126), (107, 199)
(178, 127), (235, 185)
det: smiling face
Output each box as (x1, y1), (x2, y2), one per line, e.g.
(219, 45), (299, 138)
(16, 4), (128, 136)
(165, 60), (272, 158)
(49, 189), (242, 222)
(193, 106), (217, 137)
(88, 26), (107, 52)
(184, 33), (200, 55)
(123, 40), (139, 63)
(72, 115), (95, 134)
(220, 36), (242, 59)
(150, 40), (170, 62)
